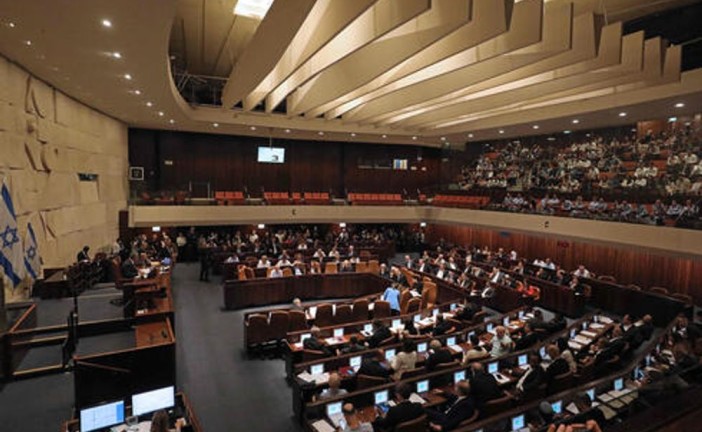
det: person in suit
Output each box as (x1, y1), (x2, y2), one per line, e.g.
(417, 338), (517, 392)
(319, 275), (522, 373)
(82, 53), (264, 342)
(545, 344), (570, 380)
(544, 313), (567, 334)
(341, 403), (374, 432)
(291, 298), (304, 311)
(427, 380), (476, 431)
(454, 303), (480, 322)
(340, 336), (366, 354)
(121, 255), (139, 279)
(358, 350), (391, 379)
(425, 339), (454, 371)
(372, 382), (425, 431)
(317, 372), (348, 401)
(462, 334), (489, 364)
(638, 314), (655, 341)
(432, 315), (454, 337)
(514, 323), (539, 351)
(390, 339), (417, 380)
(198, 248), (211, 282)
(303, 326), (332, 356)
(367, 320), (392, 348)
(76, 246), (90, 262)
(468, 362), (503, 407)
(516, 353), (546, 395)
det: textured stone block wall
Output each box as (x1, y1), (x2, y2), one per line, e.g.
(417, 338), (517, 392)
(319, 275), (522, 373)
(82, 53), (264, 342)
(0, 55), (128, 275)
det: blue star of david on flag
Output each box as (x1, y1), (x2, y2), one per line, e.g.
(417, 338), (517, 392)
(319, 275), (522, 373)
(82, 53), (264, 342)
(24, 222), (42, 281)
(0, 179), (23, 286)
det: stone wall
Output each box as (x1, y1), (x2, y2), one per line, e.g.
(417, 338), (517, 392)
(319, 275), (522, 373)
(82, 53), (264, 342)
(0, 55), (128, 295)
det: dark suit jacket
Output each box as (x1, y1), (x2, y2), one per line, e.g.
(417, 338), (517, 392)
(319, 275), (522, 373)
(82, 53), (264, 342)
(358, 359), (391, 379)
(638, 322), (654, 341)
(367, 326), (392, 348)
(433, 321), (453, 336)
(303, 336), (331, 355)
(514, 332), (539, 351)
(519, 365), (546, 393)
(439, 395), (476, 431)
(373, 401), (424, 431)
(425, 348), (454, 371)
(121, 260), (138, 279)
(469, 371), (503, 406)
(545, 358), (570, 380)
(455, 306), (480, 321)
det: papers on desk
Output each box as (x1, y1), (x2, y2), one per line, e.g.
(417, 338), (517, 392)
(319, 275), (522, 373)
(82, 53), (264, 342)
(443, 313), (455, 319)
(581, 330), (598, 338)
(565, 402), (579, 415)
(492, 372), (511, 384)
(448, 345), (463, 354)
(598, 316), (614, 324)
(111, 421), (151, 432)
(418, 318), (435, 327)
(568, 340), (583, 351)
(368, 303), (375, 311)
(590, 322), (606, 329)
(573, 335), (593, 345)
(293, 342), (304, 350)
(524, 313), (535, 319)
(508, 324), (520, 331)
(410, 290), (421, 298)
(307, 306), (317, 320)
(325, 337), (345, 345)
(297, 371), (330, 384)
(409, 393), (426, 404)
(360, 330), (373, 337)
(311, 419), (336, 432)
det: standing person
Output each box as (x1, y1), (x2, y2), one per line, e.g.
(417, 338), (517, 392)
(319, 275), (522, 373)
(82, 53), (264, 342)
(199, 247), (211, 282)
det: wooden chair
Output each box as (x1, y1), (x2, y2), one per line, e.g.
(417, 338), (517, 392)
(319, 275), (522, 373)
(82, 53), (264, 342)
(268, 311), (289, 342)
(245, 314), (269, 351)
(282, 267), (293, 277)
(352, 299), (370, 322)
(374, 300), (391, 319)
(421, 282), (437, 309)
(334, 304), (353, 325)
(458, 410), (479, 427)
(237, 265), (248, 280)
(368, 260), (380, 274)
(650, 286), (670, 295)
(324, 261), (338, 274)
(288, 310), (308, 332)
(355, 261), (368, 272)
(671, 293), (693, 304)
(395, 414), (427, 432)
(626, 284), (642, 291)
(378, 335), (396, 347)
(548, 371), (574, 393)
(471, 310), (487, 324)
(399, 290), (412, 315)
(399, 366), (426, 380)
(315, 304), (334, 327)
(598, 275), (617, 283)
(302, 349), (328, 362)
(406, 298), (421, 314)
(356, 374), (387, 390)
(480, 393), (513, 418)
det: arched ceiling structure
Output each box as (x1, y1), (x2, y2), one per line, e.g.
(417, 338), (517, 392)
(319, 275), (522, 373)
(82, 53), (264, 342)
(0, 0), (701, 148)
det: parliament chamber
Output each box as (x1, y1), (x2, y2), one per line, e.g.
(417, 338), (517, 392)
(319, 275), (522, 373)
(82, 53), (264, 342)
(0, 1), (702, 432)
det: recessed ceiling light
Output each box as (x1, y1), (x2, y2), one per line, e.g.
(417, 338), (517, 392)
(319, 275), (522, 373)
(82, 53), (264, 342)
(51, 66), (59, 71)
(572, 119), (580, 124)
(564, 130), (571, 134)
(668, 117), (677, 123)
(133, 90), (141, 95)
(101, 19), (112, 28)
(213, 123), (219, 127)
(412, 136), (417, 140)
(157, 111), (164, 117)
(8, 22), (16, 28)
(234, 0), (274, 19)
(112, 52), (122, 59)
(618, 112), (627, 117)
(674, 102), (685, 108)
(250, 126), (256, 131)
(440, 136), (446, 141)
(382, 134), (387, 138)
(146, 101), (153, 107)
(124, 73), (132, 80)
(467, 133), (473, 138)
(498, 130), (505, 134)
(318, 131), (324, 136)
(24, 40), (32, 46)
(350, 132), (356, 137)
(169, 119), (175, 124)
(532, 125), (539, 129)
(284, 128), (291, 133)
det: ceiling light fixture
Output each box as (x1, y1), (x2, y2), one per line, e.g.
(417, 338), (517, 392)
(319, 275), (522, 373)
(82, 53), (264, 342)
(572, 119), (580, 124)
(146, 101), (153, 107)
(564, 130), (571, 134)
(674, 102), (685, 108)
(24, 40), (31, 46)
(157, 111), (164, 117)
(498, 130), (505, 134)
(169, 119), (175, 124)
(412, 136), (418, 140)
(618, 112), (627, 117)
(440, 136), (446, 141)
(318, 131), (324, 136)
(382, 134), (387, 138)
(233, 0), (274, 19)
(124, 73), (132, 80)
(284, 129), (291, 133)
(213, 123), (219, 128)
(8, 22), (16, 28)
(350, 133), (356, 137)
(467, 133), (474, 138)
(532, 125), (539, 129)
(112, 52), (122, 59)
(668, 117), (677, 123)
(250, 126), (256, 131)
(133, 90), (141, 95)
(101, 19), (112, 28)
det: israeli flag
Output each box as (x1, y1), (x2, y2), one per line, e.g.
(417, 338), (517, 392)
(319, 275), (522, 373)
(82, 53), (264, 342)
(0, 179), (23, 286)
(24, 222), (41, 281)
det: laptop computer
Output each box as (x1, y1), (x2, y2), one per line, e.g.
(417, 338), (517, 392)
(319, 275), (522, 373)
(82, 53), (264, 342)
(517, 354), (528, 367)
(392, 319), (402, 329)
(326, 402), (344, 427)
(416, 380), (429, 394)
(454, 371), (466, 383)
(349, 356), (361, 371)
(417, 342), (427, 353)
(375, 390), (391, 413)
(446, 337), (457, 347)
(333, 328), (344, 338)
(384, 349), (396, 361)
(361, 323), (373, 337)
(310, 364), (324, 375)
(511, 414), (526, 431)
(551, 400), (563, 414)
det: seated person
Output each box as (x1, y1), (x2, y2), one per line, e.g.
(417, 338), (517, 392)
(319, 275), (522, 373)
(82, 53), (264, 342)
(402, 319), (421, 338)
(490, 326), (513, 357)
(317, 372), (348, 401)
(425, 339), (454, 371)
(427, 380), (476, 431)
(544, 313), (567, 334)
(554, 391), (605, 428)
(269, 264), (284, 278)
(293, 261), (306, 276)
(432, 315), (454, 337)
(340, 336), (366, 354)
(390, 339), (418, 380)
(367, 320), (392, 348)
(76, 245), (90, 262)
(514, 323), (539, 351)
(358, 349), (391, 379)
(121, 255), (139, 279)
(462, 334), (490, 364)
(515, 353), (546, 396)
(339, 259), (354, 273)
(468, 362), (503, 407)
(529, 309), (546, 330)
(256, 255), (271, 268)
(382, 283), (401, 315)
(638, 314), (655, 341)
(303, 326), (332, 356)
(291, 297), (304, 311)
(372, 382), (425, 431)
(454, 302), (480, 321)
(545, 344), (570, 379)
(340, 403), (374, 432)
(150, 409), (186, 432)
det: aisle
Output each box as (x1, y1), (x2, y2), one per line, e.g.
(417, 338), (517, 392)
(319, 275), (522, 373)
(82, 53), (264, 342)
(173, 263), (303, 431)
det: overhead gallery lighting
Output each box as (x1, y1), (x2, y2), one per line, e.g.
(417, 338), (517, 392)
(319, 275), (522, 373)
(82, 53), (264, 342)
(618, 112), (627, 117)
(233, 0), (274, 20)
(284, 129), (291, 133)
(101, 19), (112, 28)
(146, 101), (153, 107)
(157, 111), (164, 117)
(572, 119), (580, 124)
(532, 125), (539, 130)
(213, 123), (219, 128)
(674, 102), (685, 108)
(169, 119), (175, 124)
(124, 73), (132, 80)
(498, 130), (505, 134)
(467, 133), (474, 138)
(111, 52), (122, 59)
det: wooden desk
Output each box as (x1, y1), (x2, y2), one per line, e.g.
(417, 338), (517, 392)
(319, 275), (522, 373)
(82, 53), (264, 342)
(224, 273), (390, 309)
(135, 320), (174, 348)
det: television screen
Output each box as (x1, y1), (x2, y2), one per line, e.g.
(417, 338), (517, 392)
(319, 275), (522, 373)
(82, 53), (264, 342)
(80, 400), (125, 432)
(417, 380), (429, 393)
(131, 386), (175, 417)
(257, 147), (285, 163)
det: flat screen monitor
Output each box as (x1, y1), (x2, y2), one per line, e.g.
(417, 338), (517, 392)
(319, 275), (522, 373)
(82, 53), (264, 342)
(432, 308), (439, 317)
(363, 324), (373, 333)
(300, 333), (311, 343)
(582, 322), (588, 330)
(80, 400), (125, 432)
(468, 331), (475, 341)
(518, 354), (528, 367)
(349, 356), (361, 369)
(385, 349), (396, 361)
(333, 328), (344, 338)
(131, 386), (175, 417)
(454, 371), (466, 383)
(417, 380), (429, 393)
(633, 367), (644, 380)
(413, 314), (421, 323)
(511, 414), (525, 431)
(310, 364), (324, 375)
(257, 146), (285, 163)
(486, 323), (494, 333)
(539, 346), (547, 359)
(417, 342), (428, 353)
(586, 388), (595, 401)
(326, 401), (342, 417)
(447, 337), (456, 347)
(488, 362), (498, 374)
(503, 317), (510, 326)
(570, 328), (577, 338)
(551, 400), (563, 414)
(374, 390), (389, 405)
(614, 378), (624, 391)
(518, 310), (525, 319)
(392, 319), (401, 329)
(450, 303), (458, 311)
